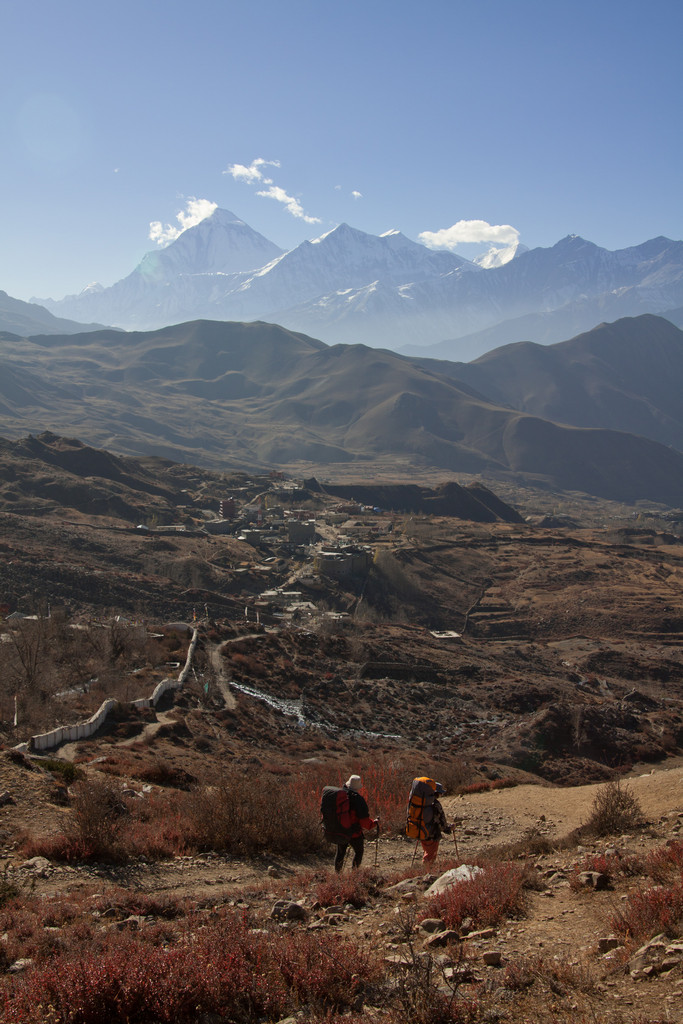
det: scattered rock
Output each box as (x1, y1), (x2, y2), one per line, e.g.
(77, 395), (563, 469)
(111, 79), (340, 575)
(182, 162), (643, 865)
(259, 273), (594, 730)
(629, 934), (669, 978)
(9, 958), (33, 973)
(385, 875), (434, 894)
(597, 935), (622, 954)
(384, 953), (415, 968)
(20, 856), (51, 876)
(482, 950), (503, 966)
(108, 915), (146, 932)
(443, 964), (481, 983)
(423, 929), (460, 948)
(462, 928), (496, 942)
(424, 865), (483, 898)
(577, 871), (609, 890)
(270, 900), (309, 922)
(418, 918), (446, 934)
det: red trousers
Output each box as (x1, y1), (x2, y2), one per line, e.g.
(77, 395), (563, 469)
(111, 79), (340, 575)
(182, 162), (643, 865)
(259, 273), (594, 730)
(421, 839), (439, 864)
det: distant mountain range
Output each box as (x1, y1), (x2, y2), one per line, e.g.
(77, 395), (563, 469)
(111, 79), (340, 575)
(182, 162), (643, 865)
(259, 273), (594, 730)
(0, 290), (113, 338)
(1, 314), (682, 505)
(29, 209), (683, 357)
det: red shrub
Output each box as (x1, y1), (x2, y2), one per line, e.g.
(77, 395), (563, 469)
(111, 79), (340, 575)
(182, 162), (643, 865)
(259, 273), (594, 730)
(426, 862), (527, 931)
(315, 869), (377, 908)
(0, 915), (382, 1023)
(645, 840), (683, 883)
(611, 881), (683, 941)
(457, 779), (517, 795)
(274, 929), (382, 1007)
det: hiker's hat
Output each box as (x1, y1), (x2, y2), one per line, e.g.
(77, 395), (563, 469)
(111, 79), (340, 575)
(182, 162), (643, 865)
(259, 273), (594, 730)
(436, 782), (445, 795)
(345, 775), (362, 791)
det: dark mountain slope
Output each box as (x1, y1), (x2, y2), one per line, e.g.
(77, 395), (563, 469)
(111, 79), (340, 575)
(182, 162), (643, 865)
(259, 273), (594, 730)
(500, 415), (683, 505)
(419, 315), (683, 451)
(1, 319), (683, 504)
(310, 479), (523, 522)
(0, 433), (189, 521)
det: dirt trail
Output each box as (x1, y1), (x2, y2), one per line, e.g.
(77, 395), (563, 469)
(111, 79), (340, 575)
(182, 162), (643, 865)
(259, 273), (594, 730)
(208, 639), (237, 710)
(443, 766), (683, 852)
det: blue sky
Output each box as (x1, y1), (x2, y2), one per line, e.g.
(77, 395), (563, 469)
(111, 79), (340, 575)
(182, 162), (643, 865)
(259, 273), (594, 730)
(2, 0), (682, 301)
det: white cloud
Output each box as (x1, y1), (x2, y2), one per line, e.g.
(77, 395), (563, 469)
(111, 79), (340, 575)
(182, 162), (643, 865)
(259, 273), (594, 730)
(224, 157), (280, 184)
(149, 197), (217, 246)
(255, 184), (321, 224)
(225, 156), (321, 224)
(351, 190), (363, 200)
(418, 219), (520, 251)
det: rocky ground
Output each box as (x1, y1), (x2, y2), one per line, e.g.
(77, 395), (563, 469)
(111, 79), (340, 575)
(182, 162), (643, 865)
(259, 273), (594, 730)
(2, 438), (683, 1020)
(2, 751), (683, 1022)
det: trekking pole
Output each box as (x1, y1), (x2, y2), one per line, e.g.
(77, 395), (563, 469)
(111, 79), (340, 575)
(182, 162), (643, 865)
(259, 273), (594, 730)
(374, 817), (380, 867)
(451, 824), (459, 860)
(410, 838), (420, 866)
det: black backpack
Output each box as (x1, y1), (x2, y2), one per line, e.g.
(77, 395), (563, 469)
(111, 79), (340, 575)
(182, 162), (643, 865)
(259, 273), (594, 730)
(320, 785), (355, 839)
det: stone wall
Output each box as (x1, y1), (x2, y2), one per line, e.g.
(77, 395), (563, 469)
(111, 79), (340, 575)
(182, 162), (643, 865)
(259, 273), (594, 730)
(26, 629), (198, 753)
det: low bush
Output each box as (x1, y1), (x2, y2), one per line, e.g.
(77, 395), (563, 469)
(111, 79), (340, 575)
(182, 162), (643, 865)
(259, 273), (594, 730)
(644, 839), (683, 883)
(315, 868), (377, 908)
(583, 779), (643, 837)
(426, 861), (527, 931)
(177, 770), (326, 857)
(0, 914), (383, 1023)
(39, 757), (79, 785)
(456, 778), (517, 795)
(385, 938), (481, 1024)
(25, 755), (475, 864)
(484, 824), (556, 861)
(134, 759), (195, 789)
(24, 764), (328, 862)
(0, 870), (20, 909)
(610, 880), (683, 941)
(503, 954), (597, 996)
(49, 776), (130, 861)
(0, 887), (189, 970)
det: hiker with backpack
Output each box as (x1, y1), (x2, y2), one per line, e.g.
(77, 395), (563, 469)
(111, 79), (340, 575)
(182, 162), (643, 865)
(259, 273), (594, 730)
(320, 774), (379, 872)
(405, 776), (452, 865)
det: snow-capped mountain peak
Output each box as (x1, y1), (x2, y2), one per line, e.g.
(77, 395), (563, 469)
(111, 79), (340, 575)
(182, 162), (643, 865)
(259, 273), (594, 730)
(135, 207), (284, 282)
(474, 241), (529, 268)
(34, 211), (683, 355)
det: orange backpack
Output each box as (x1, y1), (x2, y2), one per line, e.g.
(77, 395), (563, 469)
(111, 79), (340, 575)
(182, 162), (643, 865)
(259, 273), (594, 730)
(406, 777), (438, 840)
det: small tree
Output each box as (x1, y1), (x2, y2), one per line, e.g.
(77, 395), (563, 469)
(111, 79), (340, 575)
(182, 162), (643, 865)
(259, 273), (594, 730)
(68, 776), (128, 859)
(5, 617), (49, 692)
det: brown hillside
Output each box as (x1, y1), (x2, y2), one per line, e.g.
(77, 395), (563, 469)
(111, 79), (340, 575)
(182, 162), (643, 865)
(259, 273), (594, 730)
(1, 320), (683, 502)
